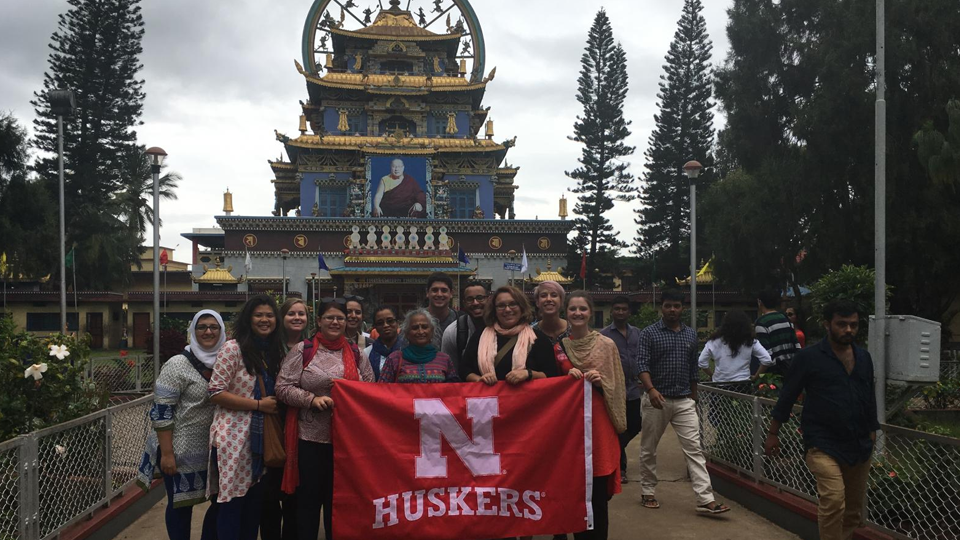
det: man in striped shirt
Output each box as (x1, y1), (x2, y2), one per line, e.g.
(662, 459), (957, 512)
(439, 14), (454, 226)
(752, 288), (802, 378)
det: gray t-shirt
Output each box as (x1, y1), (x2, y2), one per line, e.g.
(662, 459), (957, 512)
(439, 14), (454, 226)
(441, 315), (477, 373)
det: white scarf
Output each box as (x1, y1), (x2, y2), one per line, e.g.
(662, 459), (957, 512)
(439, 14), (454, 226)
(185, 309), (226, 368)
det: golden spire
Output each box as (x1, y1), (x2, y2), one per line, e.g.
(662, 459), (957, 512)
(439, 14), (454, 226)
(223, 188), (234, 215)
(446, 112), (457, 135)
(325, 53), (334, 69)
(338, 109), (350, 132)
(485, 119), (494, 139)
(299, 114), (307, 135)
(458, 59), (467, 76)
(559, 194), (568, 220)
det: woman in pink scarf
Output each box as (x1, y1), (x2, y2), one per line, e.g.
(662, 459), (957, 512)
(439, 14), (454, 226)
(459, 286), (558, 385)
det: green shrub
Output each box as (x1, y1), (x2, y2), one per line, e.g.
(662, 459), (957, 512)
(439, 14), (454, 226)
(809, 264), (892, 343)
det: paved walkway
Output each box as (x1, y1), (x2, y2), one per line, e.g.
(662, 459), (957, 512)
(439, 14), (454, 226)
(117, 427), (799, 540)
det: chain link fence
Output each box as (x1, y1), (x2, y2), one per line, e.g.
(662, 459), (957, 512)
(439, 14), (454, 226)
(0, 394), (152, 540)
(698, 386), (960, 540)
(85, 356), (154, 397)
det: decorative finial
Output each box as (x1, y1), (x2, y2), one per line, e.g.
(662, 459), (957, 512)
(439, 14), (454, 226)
(389, 0), (401, 9)
(559, 194), (568, 220)
(485, 119), (494, 139)
(223, 189), (234, 215)
(299, 114), (307, 135)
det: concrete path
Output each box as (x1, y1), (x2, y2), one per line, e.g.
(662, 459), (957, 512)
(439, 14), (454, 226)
(117, 427), (798, 540)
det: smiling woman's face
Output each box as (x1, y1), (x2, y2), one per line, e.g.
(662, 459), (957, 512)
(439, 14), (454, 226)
(251, 305), (276, 339)
(194, 315), (221, 348)
(283, 302), (307, 338)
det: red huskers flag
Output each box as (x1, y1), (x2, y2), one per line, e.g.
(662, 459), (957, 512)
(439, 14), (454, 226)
(331, 378), (594, 540)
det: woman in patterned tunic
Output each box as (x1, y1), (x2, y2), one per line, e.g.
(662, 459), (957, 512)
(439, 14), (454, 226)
(378, 308), (458, 384)
(208, 295), (282, 540)
(136, 309), (225, 540)
(276, 300), (374, 540)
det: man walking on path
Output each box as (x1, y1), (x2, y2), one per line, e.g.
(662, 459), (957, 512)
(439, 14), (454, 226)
(425, 272), (458, 333)
(440, 280), (487, 375)
(753, 288), (802, 378)
(637, 290), (730, 515)
(600, 295), (642, 483)
(765, 300), (879, 540)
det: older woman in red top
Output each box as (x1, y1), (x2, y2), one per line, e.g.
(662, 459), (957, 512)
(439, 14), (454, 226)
(554, 291), (626, 540)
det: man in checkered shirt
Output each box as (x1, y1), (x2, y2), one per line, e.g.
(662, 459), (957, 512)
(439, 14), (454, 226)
(636, 289), (730, 514)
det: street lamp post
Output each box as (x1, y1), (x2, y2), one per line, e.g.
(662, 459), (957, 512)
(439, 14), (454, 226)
(49, 89), (75, 334)
(683, 160), (703, 332)
(310, 272), (317, 318)
(508, 250), (517, 288)
(874, 0), (887, 424)
(281, 249), (290, 300)
(145, 147), (167, 381)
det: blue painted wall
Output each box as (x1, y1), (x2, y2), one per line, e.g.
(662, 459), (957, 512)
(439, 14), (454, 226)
(301, 171), (353, 214)
(446, 174), (494, 219)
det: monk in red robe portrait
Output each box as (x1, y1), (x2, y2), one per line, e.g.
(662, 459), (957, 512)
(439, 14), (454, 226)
(372, 158), (426, 218)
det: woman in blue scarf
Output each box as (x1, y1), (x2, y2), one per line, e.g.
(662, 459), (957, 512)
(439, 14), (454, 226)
(377, 308), (458, 384)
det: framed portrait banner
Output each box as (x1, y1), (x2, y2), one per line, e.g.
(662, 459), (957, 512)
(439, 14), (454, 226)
(365, 156), (433, 218)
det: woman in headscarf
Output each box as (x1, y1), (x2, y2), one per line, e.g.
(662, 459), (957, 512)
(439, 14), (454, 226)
(208, 295), (282, 540)
(276, 299), (375, 540)
(531, 280), (570, 345)
(460, 285), (558, 385)
(137, 309), (225, 540)
(554, 291), (626, 540)
(378, 308), (458, 384)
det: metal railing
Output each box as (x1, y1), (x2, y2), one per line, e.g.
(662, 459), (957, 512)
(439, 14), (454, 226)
(698, 385), (960, 540)
(85, 356), (154, 396)
(0, 394), (153, 540)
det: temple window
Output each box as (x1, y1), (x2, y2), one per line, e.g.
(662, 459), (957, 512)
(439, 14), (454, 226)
(317, 187), (348, 217)
(379, 116), (416, 136)
(450, 189), (477, 219)
(380, 60), (413, 74)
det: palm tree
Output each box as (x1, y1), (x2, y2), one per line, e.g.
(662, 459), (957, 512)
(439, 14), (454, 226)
(117, 145), (181, 241)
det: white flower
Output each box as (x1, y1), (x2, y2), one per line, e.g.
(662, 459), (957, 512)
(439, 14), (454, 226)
(48, 344), (70, 360)
(55, 445), (67, 456)
(24, 363), (48, 380)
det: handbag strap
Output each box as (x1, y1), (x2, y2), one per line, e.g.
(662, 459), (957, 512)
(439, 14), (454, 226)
(494, 336), (519, 367)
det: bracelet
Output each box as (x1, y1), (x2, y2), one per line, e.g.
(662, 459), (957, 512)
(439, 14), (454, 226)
(256, 400), (260, 412)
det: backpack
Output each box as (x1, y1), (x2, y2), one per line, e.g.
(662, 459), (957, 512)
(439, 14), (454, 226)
(456, 313), (471, 360)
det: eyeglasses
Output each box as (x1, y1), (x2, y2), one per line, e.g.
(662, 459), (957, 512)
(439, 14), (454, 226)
(495, 302), (520, 311)
(465, 295), (487, 304)
(321, 315), (346, 323)
(375, 318), (398, 327)
(195, 324), (221, 333)
(408, 323), (432, 331)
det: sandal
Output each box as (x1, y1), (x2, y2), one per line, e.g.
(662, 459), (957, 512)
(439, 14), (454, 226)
(697, 501), (731, 515)
(642, 496), (660, 509)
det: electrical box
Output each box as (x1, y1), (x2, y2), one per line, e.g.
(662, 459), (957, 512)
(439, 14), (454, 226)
(871, 315), (941, 383)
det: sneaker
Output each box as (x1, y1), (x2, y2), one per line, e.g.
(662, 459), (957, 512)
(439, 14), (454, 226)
(620, 468), (628, 483)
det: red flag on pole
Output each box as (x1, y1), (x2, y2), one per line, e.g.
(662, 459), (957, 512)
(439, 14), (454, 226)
(579, 253), (587, 280)
(159, 249), (169, 266)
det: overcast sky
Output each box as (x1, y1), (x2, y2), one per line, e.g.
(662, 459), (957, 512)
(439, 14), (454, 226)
(1, 0), (733, 263)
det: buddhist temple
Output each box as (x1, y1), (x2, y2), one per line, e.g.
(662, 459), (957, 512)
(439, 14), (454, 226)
(193, 0), (574, 310)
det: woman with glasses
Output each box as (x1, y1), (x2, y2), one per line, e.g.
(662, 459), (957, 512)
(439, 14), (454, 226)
(137, 309), (225, 540)
(378, 308), (458, 384)
(553, 292), (627, 540)
(343, 296), (369, 351)
(276, 300), (374, 540)
(208, 295), (283, 540)
(460, 285), (558, 385)
(531, 280), (570, 345)
(364, 306), (402, 381)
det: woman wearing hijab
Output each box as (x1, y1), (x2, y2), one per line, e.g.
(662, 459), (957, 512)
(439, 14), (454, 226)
(378, 308), (458, 384)
(137, 309), (225, 540)
(554, 291), (626, 540)
(276, 300), (375, 540)
(460, 285), (558, 385)
(531, 280), (570, 345)
(208, 295), (282, 540)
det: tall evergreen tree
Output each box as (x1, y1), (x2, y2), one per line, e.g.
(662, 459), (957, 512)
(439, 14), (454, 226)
(31, 0), (147, 289)
(635, 0), (715, 281)
(565, 9), (636, 288)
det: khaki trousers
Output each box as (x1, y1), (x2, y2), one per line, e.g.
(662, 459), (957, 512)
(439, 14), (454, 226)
(805, 448), (871, 540)
(638, 394), (715, 506)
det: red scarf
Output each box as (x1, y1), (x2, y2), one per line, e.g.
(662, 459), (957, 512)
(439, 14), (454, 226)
(281, 334), (360, 494)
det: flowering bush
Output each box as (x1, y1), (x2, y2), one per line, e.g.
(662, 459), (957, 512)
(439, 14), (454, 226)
(0, 316), (106, 441)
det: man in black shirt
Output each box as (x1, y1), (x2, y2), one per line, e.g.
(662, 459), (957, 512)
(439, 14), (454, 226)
(765, 300), (880, 540)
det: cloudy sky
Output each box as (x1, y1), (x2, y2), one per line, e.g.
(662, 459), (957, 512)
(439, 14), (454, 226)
(1, 0), (733, 263)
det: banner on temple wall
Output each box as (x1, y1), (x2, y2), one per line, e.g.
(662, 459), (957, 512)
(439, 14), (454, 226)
(331, 378), (594, 540)
(365, 156), (433, 219)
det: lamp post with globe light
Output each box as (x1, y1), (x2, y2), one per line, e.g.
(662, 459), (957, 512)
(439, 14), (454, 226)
(145, 146), (167, 380)
(683, 160), (703, 331)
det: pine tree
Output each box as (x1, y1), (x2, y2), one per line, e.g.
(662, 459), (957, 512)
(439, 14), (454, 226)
(30, 0), (147, 289)
(635, 0), (715, 281)
(565, 9), (636, 288)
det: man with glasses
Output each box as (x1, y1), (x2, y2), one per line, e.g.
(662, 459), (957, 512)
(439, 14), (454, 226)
(425, 272), (459, 332)
(363, 306), (401, 381)
(441, 281), (488, 374)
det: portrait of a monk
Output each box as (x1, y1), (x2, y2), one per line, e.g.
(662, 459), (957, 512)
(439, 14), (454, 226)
(372, 158), (427, 218)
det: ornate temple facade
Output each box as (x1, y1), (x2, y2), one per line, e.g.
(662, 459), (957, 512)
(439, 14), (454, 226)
(198, 0), (573, 311)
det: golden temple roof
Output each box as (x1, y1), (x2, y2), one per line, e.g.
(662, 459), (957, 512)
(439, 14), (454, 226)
(676, 258), (715, 285)
(294, 64), (486, 92)
(330, 9), (460, 41)
(192, 260), (245, 284)
(531, 260), (573, 285)
(278, 132), (506, 154)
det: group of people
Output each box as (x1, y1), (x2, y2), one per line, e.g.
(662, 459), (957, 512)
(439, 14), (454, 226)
(137, 271), (878, 540)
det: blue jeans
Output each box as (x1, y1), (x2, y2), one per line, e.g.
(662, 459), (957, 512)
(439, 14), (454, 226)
(218, 480), (265, 540)
(162, 474), (218, 540)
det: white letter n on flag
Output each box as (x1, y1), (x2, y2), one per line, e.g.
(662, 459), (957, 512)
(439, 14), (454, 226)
(414, 397), (501, 478)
